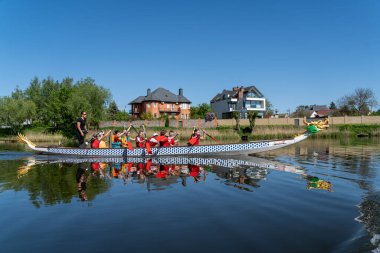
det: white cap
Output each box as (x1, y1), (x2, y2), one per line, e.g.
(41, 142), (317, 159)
(153, 133), (158, 136)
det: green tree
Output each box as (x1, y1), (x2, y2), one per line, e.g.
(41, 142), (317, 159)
(232, 111), (240, 131)
(0, 96), (36, 133)
(329, 102), (337, 110)
(140, 112), (153, 120)
(190, 103), (211, 119)
(108, 101), (119, 120)
(247, 111), (258, 134)
(292, 105), (311, 118)
(3, 76), (110, 137)
(116, 111), (130, 121)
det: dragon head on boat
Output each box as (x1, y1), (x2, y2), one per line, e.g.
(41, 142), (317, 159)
(303, 118), (329, 134)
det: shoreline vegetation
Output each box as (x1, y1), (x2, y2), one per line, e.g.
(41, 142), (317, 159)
(1, 124), (380, 144)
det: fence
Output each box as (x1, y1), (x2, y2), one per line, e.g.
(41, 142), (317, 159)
(99, 116), (380, 129)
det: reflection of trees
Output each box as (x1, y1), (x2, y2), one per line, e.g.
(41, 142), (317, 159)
(355, 191), (380, 252)
(0, 162), (110, 207)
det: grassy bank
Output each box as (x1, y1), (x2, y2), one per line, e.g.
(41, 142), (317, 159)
(2, 124), (380, 144)
(0, 127), (67, 143)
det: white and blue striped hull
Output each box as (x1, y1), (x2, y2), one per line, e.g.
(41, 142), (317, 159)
(29, 132), (310, 157)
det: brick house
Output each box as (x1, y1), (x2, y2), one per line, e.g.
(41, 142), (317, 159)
(129, 88), (191, 119)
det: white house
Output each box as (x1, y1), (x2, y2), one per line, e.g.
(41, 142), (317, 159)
(210, 86), (266, 119)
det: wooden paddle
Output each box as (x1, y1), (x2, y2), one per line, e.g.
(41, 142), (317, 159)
(201, 129), (220, 143)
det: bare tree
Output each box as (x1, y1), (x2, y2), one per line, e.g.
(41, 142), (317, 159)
(337, 88), (378, 115)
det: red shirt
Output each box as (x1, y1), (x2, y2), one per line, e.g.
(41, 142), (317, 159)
(136, 136), (144, 148)
(188, 134), (200, 146)
(91, 139), (100, 148)
(168, 138), (175, 146)
(156, 135), (168, 147)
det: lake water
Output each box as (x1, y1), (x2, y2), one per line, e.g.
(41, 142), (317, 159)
(0, 138), (379, 253)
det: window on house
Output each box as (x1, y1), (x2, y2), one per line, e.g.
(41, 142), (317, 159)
(147, 102), (151, 108)
(167, 104), (170, 109)
(171, 104), (174, 111)
(246, 92), (257, 98)
(154, 102), (157, 108)
(244, 100), (263, 109)
(181, 114), (184, 119)
(154, 113), (157, 118)
(182, 103), (187, 109)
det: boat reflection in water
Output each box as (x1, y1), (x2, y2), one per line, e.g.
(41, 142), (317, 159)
(16, 156), (333, 202)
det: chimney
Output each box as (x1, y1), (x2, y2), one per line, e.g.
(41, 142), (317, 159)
(238, 87), (244, 99)
(179, 88), (183, 96)
(147, 88), (151, 96)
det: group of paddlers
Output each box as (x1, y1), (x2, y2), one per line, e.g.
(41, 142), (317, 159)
(76, 111), (206, 150)
(89, 124), (206, 150)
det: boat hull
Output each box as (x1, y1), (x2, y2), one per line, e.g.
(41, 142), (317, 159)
(29, 132), (310, 157)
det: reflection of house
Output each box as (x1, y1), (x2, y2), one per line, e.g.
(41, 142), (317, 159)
(210, 86), (266, 119)
(129, 88), (191, 119)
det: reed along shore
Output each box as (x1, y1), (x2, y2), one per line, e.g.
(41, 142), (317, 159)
(1, 124), (380, 144)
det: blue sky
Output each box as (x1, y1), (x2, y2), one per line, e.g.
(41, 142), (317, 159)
(0, 0), (379, 112)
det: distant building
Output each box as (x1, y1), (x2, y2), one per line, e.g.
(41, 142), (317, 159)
(210, 86), (266, 119)
(129, 88), (191, 120)
(304, 105), (332, 118)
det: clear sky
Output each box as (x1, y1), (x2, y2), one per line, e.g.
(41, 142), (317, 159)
(0, 0), (379, 112)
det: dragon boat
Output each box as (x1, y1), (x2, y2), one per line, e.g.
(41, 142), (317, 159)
(17, 118), (328, 157)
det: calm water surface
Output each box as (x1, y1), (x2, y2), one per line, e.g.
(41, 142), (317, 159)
(0, 138), (379, 253)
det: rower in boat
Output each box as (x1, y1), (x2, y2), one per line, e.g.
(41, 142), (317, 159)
(91, 130), (111, 148)
(168, 130), (179, 146)
(135, 130), (147, 148)
(188, 128), (205, 146)
(147, 133), (159, 147)
(156, 130), (169, 147)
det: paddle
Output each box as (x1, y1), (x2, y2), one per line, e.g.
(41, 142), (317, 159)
(200, 129), (220, 144)
(141, 125), (152, 155)
(131, 125), (139, 134)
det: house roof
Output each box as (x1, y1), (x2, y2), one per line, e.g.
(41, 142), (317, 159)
(311, 105), (329, 111)
(210, 85), (264, 102)
(243, 86), (264, 97)
(315, 109), (332, 116)
(129, 88), (191, 104)
(129, 96), (145, 104)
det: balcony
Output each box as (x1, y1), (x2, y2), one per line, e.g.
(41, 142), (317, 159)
(159, 108), (181, 113)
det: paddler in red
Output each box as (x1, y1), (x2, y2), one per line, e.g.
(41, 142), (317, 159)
(147, 133), (159, 147)
(156, 130), (169, 147)
(188, 128), (205, 146)
(168, 130), (179, 146)
(135, 131), (146, 148)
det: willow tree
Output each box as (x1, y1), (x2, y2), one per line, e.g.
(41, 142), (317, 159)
(0, 96), (36, 133)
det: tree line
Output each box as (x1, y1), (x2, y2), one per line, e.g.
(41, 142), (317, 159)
(0, 77), (121, 136)
(0, 76), (216, 136)
(292, 88), (379, 117)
